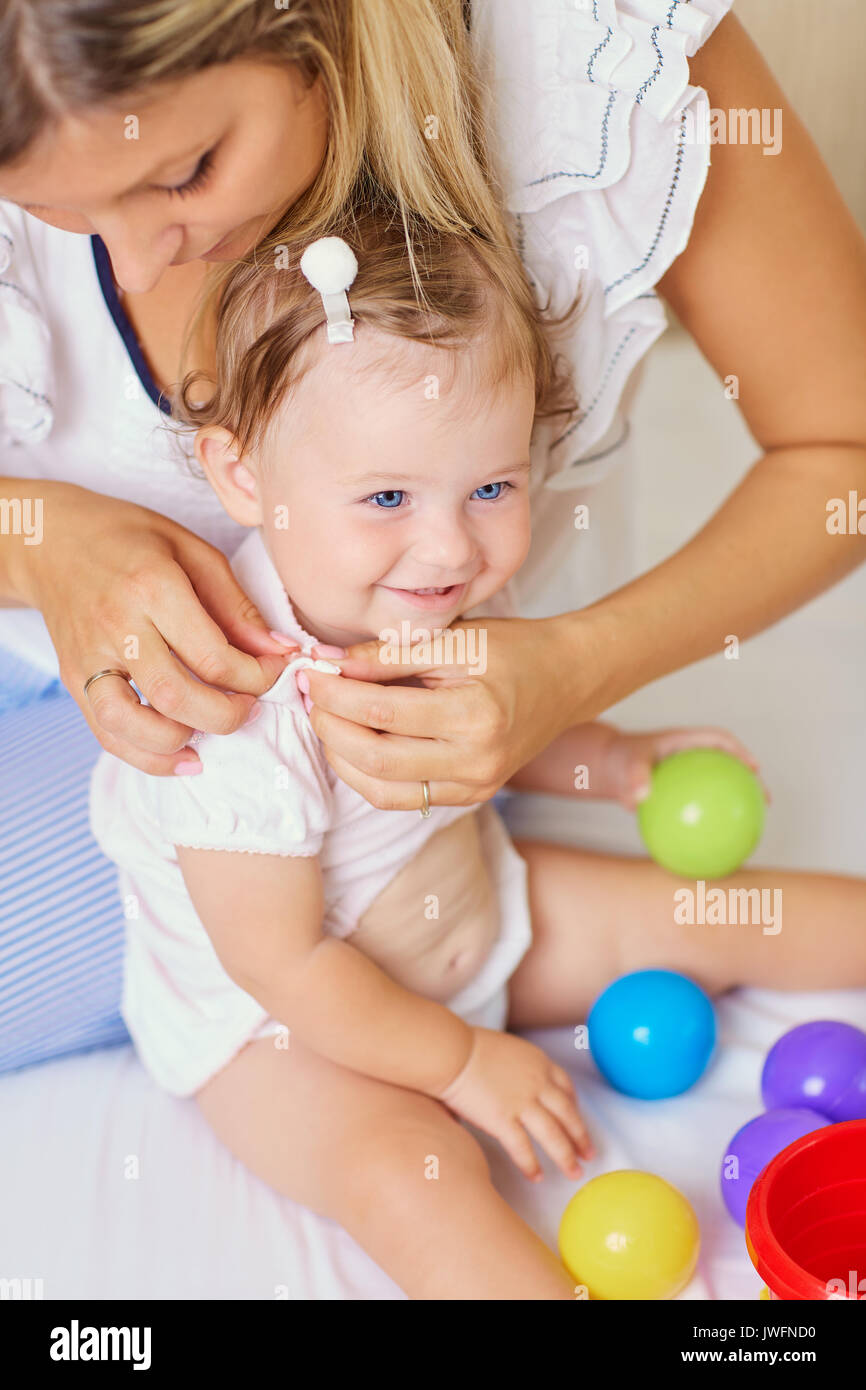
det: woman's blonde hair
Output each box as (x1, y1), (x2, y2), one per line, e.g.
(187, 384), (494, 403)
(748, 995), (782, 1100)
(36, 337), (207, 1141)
(173, 197), (580, 459)
(0, 0), (537, 379)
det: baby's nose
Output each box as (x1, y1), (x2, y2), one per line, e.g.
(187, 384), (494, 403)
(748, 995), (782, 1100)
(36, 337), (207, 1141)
(411, 518), (476, 571)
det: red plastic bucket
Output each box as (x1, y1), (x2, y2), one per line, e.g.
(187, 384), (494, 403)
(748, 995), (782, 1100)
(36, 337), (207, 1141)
(745, 1118), (866, 1300)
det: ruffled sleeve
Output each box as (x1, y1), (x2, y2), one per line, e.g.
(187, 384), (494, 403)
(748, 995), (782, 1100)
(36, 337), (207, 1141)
(144, 659), (338, 857)
(0, 203), (55, 446)
(470, 0), (734, 477)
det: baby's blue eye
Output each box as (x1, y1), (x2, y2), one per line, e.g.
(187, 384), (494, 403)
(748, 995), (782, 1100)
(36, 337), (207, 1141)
(472, 481), (505, 500)
(369, 490), (404, 508)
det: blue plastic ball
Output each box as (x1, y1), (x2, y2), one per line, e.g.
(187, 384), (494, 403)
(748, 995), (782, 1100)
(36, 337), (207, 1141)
(588, 970), (717, 1099)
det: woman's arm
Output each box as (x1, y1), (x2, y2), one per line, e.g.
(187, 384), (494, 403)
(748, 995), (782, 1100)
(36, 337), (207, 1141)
(0, 477), (292, 772)
(585, 10), (866, 711)
(176, 844), (473, 1095)
(0, 475), (50, 605)
(289, 13), (866, 810)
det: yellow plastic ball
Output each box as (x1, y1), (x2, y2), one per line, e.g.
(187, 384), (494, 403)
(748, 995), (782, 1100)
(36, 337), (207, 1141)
(558, 1170), (700, 1300)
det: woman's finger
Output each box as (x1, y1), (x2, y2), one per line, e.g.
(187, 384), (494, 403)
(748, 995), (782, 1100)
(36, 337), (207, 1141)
(180, 539), (299, 659)
(303, 667), (484, 740)
(308, 701), (481, 786)
(316, 743), (478, 811)
(123, 629), (288, 736)
(82, 665), (200, 756)
(333, 634), (477, 683)
(77, 693), (201, 776)
(151, 563), (294, 697)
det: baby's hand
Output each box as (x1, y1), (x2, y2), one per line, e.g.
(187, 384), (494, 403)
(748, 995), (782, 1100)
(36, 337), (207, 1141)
(431, 1027), (594, 1182)
(605, 726), (770, 813)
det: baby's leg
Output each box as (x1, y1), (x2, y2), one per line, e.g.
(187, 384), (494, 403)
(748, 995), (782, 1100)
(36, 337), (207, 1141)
(506, 840), (866, 1029)
(195, 1033), (576, 1300)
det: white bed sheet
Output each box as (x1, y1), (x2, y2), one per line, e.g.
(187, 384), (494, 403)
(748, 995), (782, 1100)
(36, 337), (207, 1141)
(2, 979), (864, 1301)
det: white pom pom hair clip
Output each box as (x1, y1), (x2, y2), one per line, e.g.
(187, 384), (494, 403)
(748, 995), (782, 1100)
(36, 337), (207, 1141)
(299, 236), (359, 344)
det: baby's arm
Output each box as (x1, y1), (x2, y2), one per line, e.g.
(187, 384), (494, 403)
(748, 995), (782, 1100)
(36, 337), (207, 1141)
(505, 721), (620, 798)
(507, 721), (764, 809)
(176, 844), (473, 1096)
(176, 842), (592, 1179)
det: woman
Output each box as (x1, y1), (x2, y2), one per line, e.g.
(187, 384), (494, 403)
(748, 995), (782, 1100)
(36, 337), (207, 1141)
(0, 0), (864, 1073)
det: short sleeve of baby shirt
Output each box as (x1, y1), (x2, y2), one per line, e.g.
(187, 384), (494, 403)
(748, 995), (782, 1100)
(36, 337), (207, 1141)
(141, 666), (335, 858)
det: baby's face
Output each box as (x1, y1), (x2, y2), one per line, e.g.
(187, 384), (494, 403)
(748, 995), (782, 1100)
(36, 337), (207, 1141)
(253, 330), (535, 648)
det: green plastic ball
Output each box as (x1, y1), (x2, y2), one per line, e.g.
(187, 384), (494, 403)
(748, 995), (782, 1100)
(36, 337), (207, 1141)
(637, 748), (765, 878)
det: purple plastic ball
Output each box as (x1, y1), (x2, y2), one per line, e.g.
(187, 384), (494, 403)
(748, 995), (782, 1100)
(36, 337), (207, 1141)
(720, 1107), (830, 1226)
(761, 1020), (866, 1122)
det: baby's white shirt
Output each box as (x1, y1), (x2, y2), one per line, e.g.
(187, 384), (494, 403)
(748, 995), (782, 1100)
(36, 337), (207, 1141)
(87, 526), (538, 1094)
(89, 529), (487, 941)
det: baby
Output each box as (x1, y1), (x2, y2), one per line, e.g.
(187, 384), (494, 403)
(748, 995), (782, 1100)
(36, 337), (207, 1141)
(88, 205), (817, 1299)
(90, 209), (594, 1095)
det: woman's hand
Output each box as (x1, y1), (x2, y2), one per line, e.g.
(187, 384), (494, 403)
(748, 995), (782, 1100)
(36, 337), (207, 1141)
(17, 483), (295, 774)
(432, 1025), (594, 1182)
(302, 613), (600, 810)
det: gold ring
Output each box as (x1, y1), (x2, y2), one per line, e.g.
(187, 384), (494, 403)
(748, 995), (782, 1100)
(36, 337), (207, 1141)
(83, 668), (136, 699)
(419, 780), (432, 818)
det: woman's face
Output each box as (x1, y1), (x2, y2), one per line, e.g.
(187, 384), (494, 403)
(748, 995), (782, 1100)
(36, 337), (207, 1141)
(0, 59), (329, 293)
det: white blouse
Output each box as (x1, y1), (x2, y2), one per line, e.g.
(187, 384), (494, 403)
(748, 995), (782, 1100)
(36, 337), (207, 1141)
(0, 0), (733, 672)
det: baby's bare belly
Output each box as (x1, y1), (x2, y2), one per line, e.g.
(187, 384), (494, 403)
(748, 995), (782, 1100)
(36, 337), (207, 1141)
(350, 809), (500, 1002)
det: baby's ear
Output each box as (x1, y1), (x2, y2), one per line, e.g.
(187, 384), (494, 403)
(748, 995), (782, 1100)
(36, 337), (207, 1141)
(194, 426), (262, 526)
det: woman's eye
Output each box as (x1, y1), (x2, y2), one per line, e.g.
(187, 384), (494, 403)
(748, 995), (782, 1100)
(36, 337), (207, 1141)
(161, 148), (216, 199)
(368, 489), (405, 509)
(472, 481), (511, 501)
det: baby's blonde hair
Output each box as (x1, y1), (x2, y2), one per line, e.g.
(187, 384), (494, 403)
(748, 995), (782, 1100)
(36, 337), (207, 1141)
(172, 197), (581, 460)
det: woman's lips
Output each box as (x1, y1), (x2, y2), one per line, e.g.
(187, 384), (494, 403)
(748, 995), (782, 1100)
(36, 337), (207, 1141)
(201, 228), (236, 257)
(381, 582), (467, 612)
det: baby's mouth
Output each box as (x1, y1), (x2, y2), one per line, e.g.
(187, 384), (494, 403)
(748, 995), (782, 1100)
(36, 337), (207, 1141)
(381, 582), (468, 611)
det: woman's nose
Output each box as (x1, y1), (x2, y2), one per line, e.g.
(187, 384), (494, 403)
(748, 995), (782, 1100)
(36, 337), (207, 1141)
(92, 215), (185, 293)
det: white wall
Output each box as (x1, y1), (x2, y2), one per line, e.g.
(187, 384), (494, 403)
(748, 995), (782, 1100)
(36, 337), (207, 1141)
(736, 0), (865, 231)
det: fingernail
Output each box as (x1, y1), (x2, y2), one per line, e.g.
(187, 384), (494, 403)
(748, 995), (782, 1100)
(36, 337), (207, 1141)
(295, 671), (310, 696)
(243, 702), (262, 726)
(312, 643), (347, 658)
(175, 759), (202, 776)
(269, 630), (301, 649)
